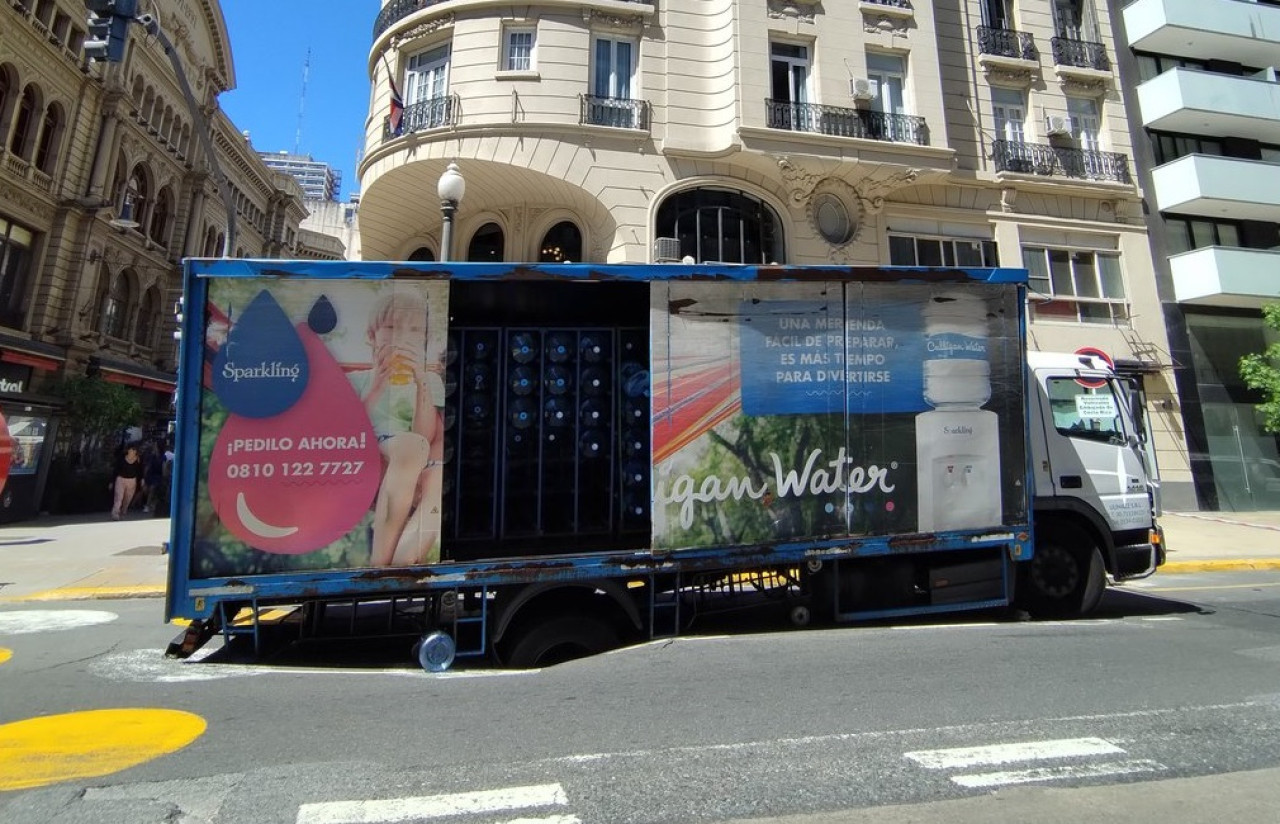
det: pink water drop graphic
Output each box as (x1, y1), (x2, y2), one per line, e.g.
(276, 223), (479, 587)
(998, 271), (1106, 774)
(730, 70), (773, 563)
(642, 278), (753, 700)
(209, 323), (380, 554)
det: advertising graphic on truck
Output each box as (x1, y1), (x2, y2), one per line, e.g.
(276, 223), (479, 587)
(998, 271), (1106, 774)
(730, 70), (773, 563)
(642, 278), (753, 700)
(167, 261), (1163, 670)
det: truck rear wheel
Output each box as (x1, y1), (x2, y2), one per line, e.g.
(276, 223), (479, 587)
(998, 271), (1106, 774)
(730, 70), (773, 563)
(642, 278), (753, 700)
(1022, 523), (1106, 618)
(504, 614), (620, 669)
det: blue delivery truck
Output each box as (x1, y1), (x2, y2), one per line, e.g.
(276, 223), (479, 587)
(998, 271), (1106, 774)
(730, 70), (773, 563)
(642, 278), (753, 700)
(165, 260), (1163, 669)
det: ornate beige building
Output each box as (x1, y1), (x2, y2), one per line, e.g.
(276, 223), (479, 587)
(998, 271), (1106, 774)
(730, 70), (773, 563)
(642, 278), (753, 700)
(358, 0), (1193, 507)
(0, 0), (308, 519)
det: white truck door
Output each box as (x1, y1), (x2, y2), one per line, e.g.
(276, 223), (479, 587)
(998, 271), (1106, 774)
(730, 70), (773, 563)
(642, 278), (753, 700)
(1035, 369), (1151, 531)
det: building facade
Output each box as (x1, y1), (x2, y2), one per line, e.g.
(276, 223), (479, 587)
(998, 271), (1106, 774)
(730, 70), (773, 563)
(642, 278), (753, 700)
(260, 151), (342, 201)
(1113, 0), (1280, 512)
(358, 0), (1194, 507)
(0, 0), (308, 520)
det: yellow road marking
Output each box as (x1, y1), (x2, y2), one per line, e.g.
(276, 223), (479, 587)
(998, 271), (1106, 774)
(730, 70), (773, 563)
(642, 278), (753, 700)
(0, 709), (206, 791)
(230, 607), (297, 627)
(0, 648), (11, 665)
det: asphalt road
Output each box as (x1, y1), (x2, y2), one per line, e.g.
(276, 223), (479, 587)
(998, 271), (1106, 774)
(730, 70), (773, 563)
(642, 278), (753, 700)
(2, 572), (1279, 823)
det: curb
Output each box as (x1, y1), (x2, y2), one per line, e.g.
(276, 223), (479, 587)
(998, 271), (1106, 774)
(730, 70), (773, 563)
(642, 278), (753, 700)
(1158, 559), (1280, 574)
(3, 585), (167, 602)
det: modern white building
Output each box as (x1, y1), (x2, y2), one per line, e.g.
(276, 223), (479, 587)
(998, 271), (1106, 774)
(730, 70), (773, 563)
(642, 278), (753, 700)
(1114, 0), (1280, 510)
(259, 150), (342, 201)
(358, 0), (1192, 502)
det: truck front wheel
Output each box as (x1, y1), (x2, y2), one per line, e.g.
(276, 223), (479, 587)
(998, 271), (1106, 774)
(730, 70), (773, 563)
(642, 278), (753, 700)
(1021, 523), (1106, 618)
(503, 614), (620, 669)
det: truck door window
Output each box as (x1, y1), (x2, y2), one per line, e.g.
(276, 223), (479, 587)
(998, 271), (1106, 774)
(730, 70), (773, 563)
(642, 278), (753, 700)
(1046, 378), (1124, 443)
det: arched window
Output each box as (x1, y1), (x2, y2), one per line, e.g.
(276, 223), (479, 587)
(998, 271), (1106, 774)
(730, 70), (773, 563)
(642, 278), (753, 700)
(466, 222), (504, 262)
(408, 246), (435, 261)
(203, 226), (219, 257)
(654, 188), (785, 264)
(149, 188), (172, 245)
(134, 287), (158, 347)
(538, 221), (582, 262)
(0, 217), (34, 330)
(34, 102), (63, 174)
(98, 269), (134, 339)
(9, 85), (38, 159)
(123, 166), (149, 229)
(0, 66), (13, 146)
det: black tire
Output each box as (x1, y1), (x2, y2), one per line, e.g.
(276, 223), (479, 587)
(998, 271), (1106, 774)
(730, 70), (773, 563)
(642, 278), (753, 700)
(504, 613), (620, 669)
(1020, 522), (1107, 618)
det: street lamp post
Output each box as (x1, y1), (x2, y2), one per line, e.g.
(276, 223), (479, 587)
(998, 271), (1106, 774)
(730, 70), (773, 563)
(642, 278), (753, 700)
(437, 161), (465, 262)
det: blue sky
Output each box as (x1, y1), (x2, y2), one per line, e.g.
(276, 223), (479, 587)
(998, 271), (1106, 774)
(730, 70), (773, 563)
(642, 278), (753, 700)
(218, 1), (382, 200)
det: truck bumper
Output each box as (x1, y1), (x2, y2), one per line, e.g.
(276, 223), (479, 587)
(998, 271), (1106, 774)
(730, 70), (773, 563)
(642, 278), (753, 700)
(1113, 525), (1165, 580)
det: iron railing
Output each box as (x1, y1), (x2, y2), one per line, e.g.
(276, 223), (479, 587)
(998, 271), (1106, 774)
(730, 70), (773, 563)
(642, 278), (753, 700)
(977, 26), (1037, 61)
(993, 139), (1130, 183)
(382, 95), (459, 141)
(765, 99), (929, 146)
(860, 0), (913, 8)
(1050, 37), (1110, 71)
(580, 95), (651, 130)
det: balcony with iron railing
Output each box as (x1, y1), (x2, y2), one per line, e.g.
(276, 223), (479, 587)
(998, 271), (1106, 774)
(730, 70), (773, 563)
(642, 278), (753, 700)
(859, 0), (913, 11)
(977, 26), (1037, 61)
(580, 95), (650, 130)
(993, 139), (1130, 183)
(765, 99), (929, 146)
(1051, 37), (1110, 72)
(374, 0), (653, 40)
(382, 94), (460, 141)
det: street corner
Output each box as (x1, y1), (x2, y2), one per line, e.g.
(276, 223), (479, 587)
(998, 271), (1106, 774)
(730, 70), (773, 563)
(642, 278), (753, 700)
(0, 708), (207, 792)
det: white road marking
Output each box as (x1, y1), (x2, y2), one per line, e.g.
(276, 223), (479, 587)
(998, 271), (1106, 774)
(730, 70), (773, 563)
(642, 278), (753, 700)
(951, 758), (1164, 788)
(0, 608), (118, 635)
(296, 782), (567, 824)
(905, 737), (1124, 769)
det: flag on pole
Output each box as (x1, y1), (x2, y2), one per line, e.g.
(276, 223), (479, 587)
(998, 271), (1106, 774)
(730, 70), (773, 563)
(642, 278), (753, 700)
(388, 74), (405, 136)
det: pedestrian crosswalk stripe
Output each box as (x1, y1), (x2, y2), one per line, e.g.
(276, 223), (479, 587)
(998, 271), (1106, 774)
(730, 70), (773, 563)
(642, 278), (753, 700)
(295, 782), (568, 824)
(950, 759), (1164, 788)
(905, 737), (1124, 769)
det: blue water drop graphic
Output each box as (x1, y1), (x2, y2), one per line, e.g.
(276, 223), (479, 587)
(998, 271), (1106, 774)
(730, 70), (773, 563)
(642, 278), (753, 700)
(308, 295), (338, 334)
(212, 290), (309, 418)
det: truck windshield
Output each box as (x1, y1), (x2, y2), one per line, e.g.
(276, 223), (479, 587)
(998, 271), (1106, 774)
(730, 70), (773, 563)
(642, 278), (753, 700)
(1046, 377), (1125, 444)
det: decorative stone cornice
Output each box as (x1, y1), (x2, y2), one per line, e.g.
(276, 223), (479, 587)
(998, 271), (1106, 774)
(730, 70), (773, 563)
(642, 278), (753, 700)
(392, 15), (455, 47)
(582, 9), (646, 31)
(768, 0), (821, 22)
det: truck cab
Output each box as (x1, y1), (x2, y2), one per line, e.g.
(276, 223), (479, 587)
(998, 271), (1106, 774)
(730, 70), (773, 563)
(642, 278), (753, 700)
(1022, 351), (1165, 615)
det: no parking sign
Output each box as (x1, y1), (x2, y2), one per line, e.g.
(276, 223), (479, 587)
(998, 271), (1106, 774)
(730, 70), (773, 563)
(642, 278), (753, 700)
(1073, 346), (1113, 389)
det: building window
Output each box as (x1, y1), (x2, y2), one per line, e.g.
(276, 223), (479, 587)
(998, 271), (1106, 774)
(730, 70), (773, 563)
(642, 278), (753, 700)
(813, 194), (853, 246)
(0, 217), (35, 330)
(503, 26), (535, 72)
(34, 103), (62, 174)
(1065, 96), (1101, 151)
(9, 86), (37, 160)
(770, 42), (810, 106)
(889, 235), (997, 267)
(593, 36), (635, 101)
(467, 223), (505, 262)
(538, 221), (582, 262)
(1150, 132), (1224, 166)
(408, 246), (435, 261)
(1134, 52), (1205, 83)
(98, 270), (133, 339)
(149, 189), (172, 246)
(134, 288), (158, 347)
(655, 188), (785, 264)
(991, 87), (1026, 143)
(981, 0), (1012, 29)
(867, 53), (910, 140)
(1165, 218), (1241, 255)
(1023, 247), (1127, 325)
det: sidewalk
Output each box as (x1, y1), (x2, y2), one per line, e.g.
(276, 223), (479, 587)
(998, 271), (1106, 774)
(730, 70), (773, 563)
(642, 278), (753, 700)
(1, 510), (1279, 603)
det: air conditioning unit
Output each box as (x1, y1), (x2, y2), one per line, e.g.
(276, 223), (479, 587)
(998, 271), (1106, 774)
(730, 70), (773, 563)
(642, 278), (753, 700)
(850, 77), (878, 101)
(1044, 114), (1073, 136)
(655, 237), (682, 263)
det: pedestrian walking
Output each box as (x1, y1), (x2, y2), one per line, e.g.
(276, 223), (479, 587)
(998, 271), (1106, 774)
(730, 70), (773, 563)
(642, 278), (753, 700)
(111, 445), (143, 520)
